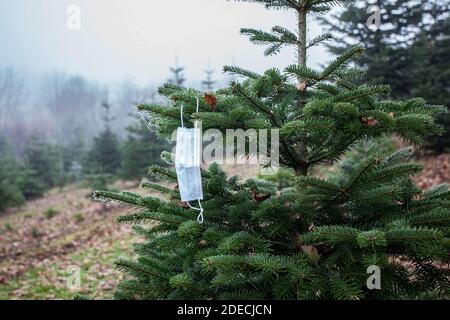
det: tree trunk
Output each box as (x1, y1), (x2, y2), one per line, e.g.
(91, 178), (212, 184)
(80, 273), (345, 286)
(296, 7), (308, 176)
(298, 8), (307, 70)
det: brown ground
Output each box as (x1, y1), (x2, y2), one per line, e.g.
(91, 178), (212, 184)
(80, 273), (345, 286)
(0, 182), (140, 299)
(413, 153), (450, 189)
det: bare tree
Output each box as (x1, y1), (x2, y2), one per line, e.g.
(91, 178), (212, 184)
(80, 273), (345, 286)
(0, 66), (27, 129)
(116, 79), (155, 108)
(39, 71), (103, 145)
(112, 79), (157, 137)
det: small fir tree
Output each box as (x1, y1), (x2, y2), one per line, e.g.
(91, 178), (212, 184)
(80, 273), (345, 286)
(168, 56), (186, 87)
(21, 136), (64, 199)
(0, 137), (25, 212)
(121, 115), (169, 181)
(61, 127), (85, 183)
(202, 64), (216, 91)
(96, 0), (449, 300)
(84, 102), (122, 176)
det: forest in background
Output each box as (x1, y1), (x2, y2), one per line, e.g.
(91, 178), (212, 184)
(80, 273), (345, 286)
(0, 59), (225, 212)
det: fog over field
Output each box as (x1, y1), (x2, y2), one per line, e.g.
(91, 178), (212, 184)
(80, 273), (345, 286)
(0, 0), (327, 152)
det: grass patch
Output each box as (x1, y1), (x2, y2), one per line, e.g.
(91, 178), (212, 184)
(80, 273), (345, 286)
(0, 233), (136, 300)
(0, 267), (75, 300)
(0, 223), (14, 235)
(31, 227), (43, 238)
(43, 208), (59, 219)
(74, 212), (85, 223)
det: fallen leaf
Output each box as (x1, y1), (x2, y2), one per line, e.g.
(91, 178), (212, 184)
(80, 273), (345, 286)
(251, 189), (271, 202)
(361, 117), (378, 127)
(204, 93), (217, 110)
(297, 81), (307, 92)
(301, 245), (320, 262)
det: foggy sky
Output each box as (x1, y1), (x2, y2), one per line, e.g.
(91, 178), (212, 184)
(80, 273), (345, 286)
(0, 0), (329, 87)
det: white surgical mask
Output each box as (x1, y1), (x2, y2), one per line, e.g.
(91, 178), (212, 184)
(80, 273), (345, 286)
(175, 99), (204, 223)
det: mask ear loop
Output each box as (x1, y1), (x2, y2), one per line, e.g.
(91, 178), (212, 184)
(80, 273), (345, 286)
(195, 98), (204, 223)
(194, 98), (200, 129)
(187, 98), (204, 224)
(139, 112), (157, 133)
(187, 200), (204, 224)
(180, 104), (185, 128)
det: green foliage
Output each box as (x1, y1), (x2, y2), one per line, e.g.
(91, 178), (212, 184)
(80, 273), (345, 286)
(97, 159), (449, 300)
(84, 128), (122, 176)
(84, 103), (122, 177)
(0, 139), (25, 212)
(74, 212), (85, 223)
(0, 132), (85, 212)
(31, 227), (43, 239)
(258, 167), (296, 189)
(168, 57), (186, 86)
(96, 0), (449, 300)
(21, 136), (64, 199)
(321, 0), (450, 153)
(43, 208), (59, 220)
(60, 128), (85, 184)
(203, 67), (216, 91)
(241, 26), (298, 56)
(121, 116), (169, 181)
(323, 136), (397, 180)
(82, 173), (115, 193)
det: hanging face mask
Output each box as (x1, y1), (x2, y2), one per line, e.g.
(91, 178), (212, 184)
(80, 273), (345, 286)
(175, 99), (204, 223)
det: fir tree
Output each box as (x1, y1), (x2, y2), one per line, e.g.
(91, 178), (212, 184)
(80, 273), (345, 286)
(168, 56), (186, 87)
(84, 102), (122, 176)
(21, 136), (64, 199)
(121, 115), (169, 181)
(202, 64), (216, 91)
(0, 158), (25, 212)
(0, 137), (25, 212)
(320, 0), (450, 153)
(96, 0), (449, 300)
(61, 127), (85, 183)
(413, 16), (450, 153)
